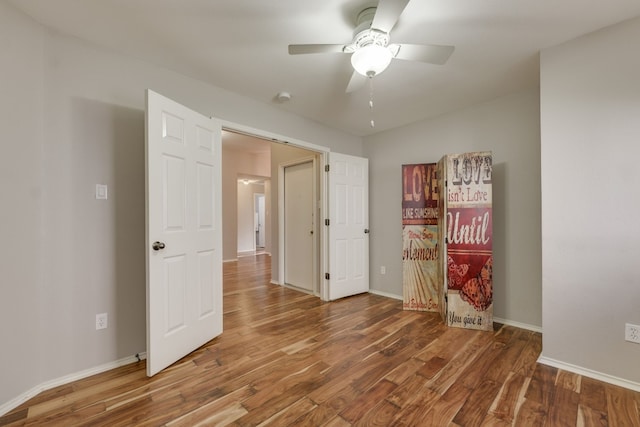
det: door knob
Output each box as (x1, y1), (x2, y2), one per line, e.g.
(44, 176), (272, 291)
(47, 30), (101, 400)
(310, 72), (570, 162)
(364, 229), (370, 234)
(152, 241), (166, 251)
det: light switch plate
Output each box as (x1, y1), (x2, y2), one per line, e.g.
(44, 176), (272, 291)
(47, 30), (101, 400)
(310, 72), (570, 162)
(96, 184), (108, 200)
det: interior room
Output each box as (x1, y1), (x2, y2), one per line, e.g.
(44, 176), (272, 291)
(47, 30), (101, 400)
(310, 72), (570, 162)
(1, 0), (639, 424)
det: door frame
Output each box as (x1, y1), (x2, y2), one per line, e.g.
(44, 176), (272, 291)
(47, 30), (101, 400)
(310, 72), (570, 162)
(279, 156), (318, 295)
(220, 120), (330, 301)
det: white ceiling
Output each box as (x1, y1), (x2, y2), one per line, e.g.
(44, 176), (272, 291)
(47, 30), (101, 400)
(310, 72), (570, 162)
(10, 0), (640, 137)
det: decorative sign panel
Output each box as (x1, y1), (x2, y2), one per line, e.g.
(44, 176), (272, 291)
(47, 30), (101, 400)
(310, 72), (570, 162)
(442, 152), (493, 330)
(402, 163), (439, 312)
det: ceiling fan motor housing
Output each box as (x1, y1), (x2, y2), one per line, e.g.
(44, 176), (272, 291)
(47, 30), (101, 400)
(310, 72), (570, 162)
(344, 7), (390, 53)
(356, 7), (377, 29)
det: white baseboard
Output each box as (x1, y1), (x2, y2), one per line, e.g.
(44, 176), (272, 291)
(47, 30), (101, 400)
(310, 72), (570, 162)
(538, 356), (640, 392)
(0, 352), (146, 417)
(225, 252), (270, 263)
(493, 317), (542, 333)
(368, 289), (402, 300)
(237, 251), (255, 257)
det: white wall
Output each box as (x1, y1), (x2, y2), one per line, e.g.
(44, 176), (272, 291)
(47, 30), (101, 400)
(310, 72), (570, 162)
(0, 2), (362, 411)
(0, 1), (45, 409)
(540, 17), (640, 385)
(364, 88), (542, 328)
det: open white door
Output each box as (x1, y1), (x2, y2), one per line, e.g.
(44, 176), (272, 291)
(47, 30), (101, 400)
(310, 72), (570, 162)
(145, 90), (222, 376)
(328, 152), (369, 300)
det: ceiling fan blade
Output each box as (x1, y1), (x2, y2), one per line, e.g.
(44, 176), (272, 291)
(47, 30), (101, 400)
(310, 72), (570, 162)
(392, 43), (455, 65)
(288, 44), (346, 55)
(371, 0), (410, 33)
(346, 71), (367, 93)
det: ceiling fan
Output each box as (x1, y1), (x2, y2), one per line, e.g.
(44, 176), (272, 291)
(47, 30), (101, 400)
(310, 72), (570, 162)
(288, 0), (455, 93)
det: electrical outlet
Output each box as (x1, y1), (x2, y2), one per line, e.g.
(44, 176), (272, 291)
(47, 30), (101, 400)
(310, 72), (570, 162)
(625, 323), (640, 344)
(380, 266), (386, 275)
(96, 313), (108, 330)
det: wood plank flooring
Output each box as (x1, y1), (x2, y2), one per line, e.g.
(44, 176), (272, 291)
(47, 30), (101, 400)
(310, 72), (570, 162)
(2, 254), (639, 426)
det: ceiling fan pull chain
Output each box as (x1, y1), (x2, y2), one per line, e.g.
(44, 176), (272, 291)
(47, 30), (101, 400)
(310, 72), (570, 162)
(369, 76), (375, 128)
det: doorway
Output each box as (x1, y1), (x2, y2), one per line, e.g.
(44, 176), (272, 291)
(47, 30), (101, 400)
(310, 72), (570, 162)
(236, 178), (268, 255)
(220, 125), (369, 302)
(222, 129), (323, 293)
(254, 193), (265, 250)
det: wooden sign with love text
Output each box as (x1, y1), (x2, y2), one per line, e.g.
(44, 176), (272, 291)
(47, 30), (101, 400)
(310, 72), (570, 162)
(402, 163), (439, 312)
(438, 152), (493, 330)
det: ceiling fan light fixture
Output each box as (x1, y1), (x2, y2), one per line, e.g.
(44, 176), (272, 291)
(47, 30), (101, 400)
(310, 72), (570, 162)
(351, 44), (392, 77)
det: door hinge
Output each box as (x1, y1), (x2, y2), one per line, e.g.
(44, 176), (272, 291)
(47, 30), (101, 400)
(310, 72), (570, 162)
(325, 164), (330, 172)
(325, 219), (330, 226)
(325, 273), (330, 280)
(445, 237), (448, 244)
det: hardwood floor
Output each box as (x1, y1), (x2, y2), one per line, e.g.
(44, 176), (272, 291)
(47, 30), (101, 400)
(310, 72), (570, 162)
(2, 254), (639, 426)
